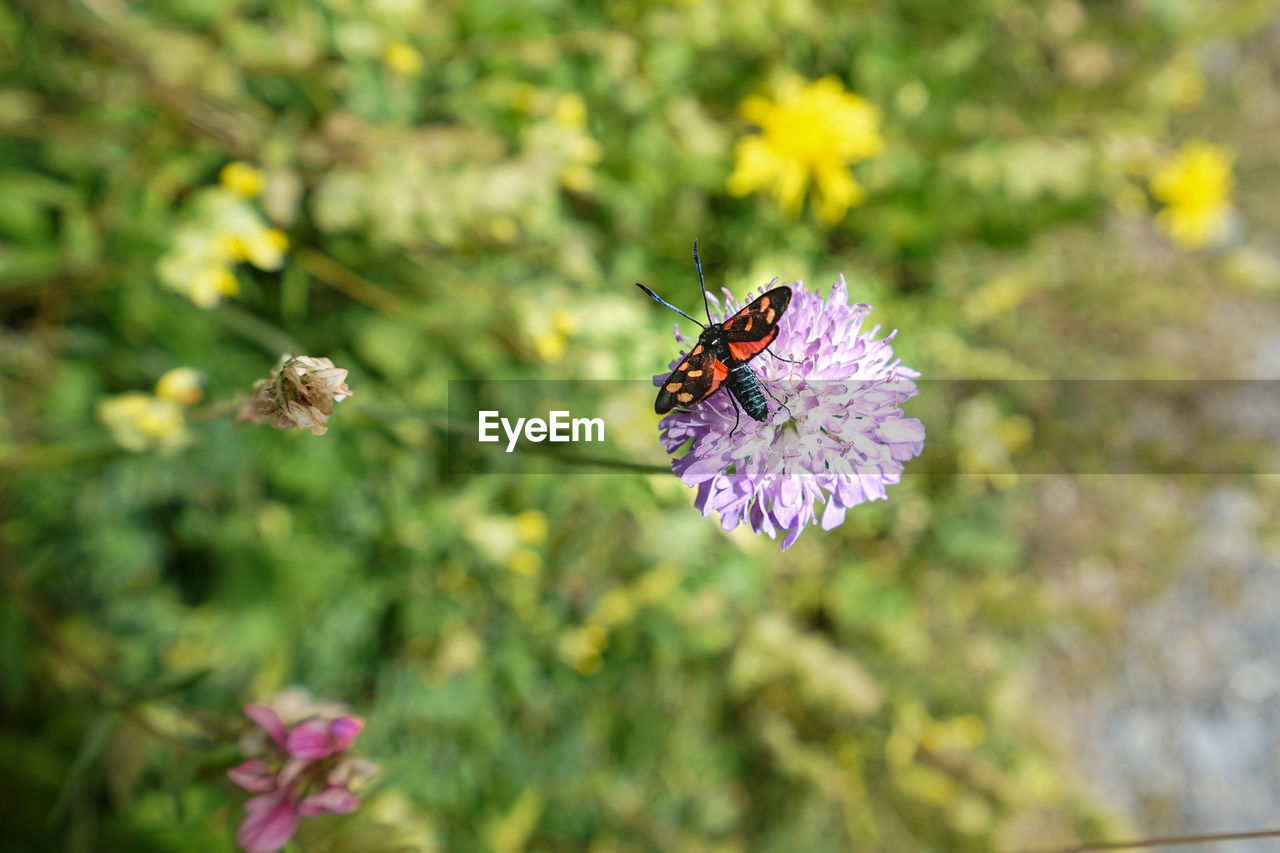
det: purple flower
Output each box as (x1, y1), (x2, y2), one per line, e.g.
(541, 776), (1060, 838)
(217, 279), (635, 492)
(654, 275), (924, 549)
(228, 702), (376, 853)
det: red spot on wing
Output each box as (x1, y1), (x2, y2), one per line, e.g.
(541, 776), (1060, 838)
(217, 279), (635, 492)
(712, 359), (729, 387)
(727, 329), (778, 362)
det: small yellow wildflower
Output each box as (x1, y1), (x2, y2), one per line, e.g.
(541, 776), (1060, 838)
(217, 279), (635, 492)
(920, 715), (986, 754)
(557, 110), (601, 194)
(98, 392), (189, 452)
(552, 93), (588, 129)
(532, 331), (567, 362)
(728, 75), (884, 224)
(521, 91), (600, 193)
(383, 41), (423, 77)
(506, 548), (542, 577)
(158, 187), (290, 308)
(158, 228), (237, 308)
(513, 510), (548, 545)
(1151, 140), (1234, 250)
(187, 264), (240, 309)
(550, 309), (578, 338)
(587, 588), (636, 630)
(558, 624), (609, 676)
(154, 367), (204, 406)
(220, 162), (266, 198)
(230, 227), (289, 271)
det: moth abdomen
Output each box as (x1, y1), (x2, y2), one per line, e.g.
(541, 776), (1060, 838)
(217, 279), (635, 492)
(725, 363), (769, 421)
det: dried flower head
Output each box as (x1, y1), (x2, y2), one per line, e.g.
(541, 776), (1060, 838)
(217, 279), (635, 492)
(655, 276), (924, 549)
(245, 356), (353, 436)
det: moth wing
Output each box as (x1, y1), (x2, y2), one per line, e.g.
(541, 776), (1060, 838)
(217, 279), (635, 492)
(722, 286), (792, 362)
(655, 346), (728, 414)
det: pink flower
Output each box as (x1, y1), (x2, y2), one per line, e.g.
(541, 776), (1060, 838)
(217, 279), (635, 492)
(236, 785), (301, 853)
(228, 702), (376, 853)
(286, 715), (364, 760)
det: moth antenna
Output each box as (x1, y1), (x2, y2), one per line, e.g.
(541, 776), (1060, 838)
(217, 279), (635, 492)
(635, 282), (706, 328)
(692, 238), (714, 326)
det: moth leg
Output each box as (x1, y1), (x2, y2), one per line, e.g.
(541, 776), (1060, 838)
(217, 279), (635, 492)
(727, 394), (742, 439)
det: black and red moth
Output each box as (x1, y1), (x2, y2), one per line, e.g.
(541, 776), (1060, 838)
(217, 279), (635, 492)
(637, 240), (791, 422)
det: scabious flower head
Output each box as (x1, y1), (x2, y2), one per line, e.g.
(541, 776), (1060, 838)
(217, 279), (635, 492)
(243, 355), (354, 436)
(1151, 140), (1234, 250)
(727, 75), (884, 224)
(228, 690), (378, 853)
(655, 277), (924, 549)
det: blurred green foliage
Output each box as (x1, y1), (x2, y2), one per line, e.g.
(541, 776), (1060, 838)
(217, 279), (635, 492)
(2, 0), (1279, 851)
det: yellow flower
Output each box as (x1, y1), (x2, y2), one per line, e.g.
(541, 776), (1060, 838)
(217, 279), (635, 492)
(532, 330), (567, 362)
(97, 392), (189, 452)
(154, 367), (204, 406)
(728, 76), (884, 224)
(553, 95), (600, 192)
(158, 228), (237, 308)
(1151, 140), (1234, 250)
(383, 41), (423, 77)
(506, 548), (541, 577)
(158, 187), (290, 308)
(188, 264), (240, 309)
(230, 227), (289, 271)
(558, 624), (609, 676)
(552, 93), (587, 129)
(220, 162), (266, 198)
(513, 510), (548, 545)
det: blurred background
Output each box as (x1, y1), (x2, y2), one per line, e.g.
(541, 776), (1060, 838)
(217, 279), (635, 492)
(3, 0), (1280, 850)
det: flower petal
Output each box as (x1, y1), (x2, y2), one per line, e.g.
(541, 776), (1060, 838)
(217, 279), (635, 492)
(328, 756), (381, 790)
(237, 788), (300, 853)
(244, 705), (288, 751)
(821, 501), (847, 532)
(328, 716), (364, 754)
(299, 785), (359, 817)
(227, 759), (276, 793)
(285, 715), (363, 760)
(285, 719), (332, 760)
(277, 757), (310, 787)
